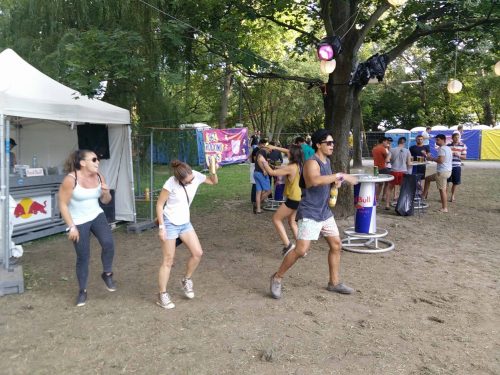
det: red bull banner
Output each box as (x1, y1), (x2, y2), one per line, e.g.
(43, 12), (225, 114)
(202, 128), (249, 166)
(12, 194), (52, 225)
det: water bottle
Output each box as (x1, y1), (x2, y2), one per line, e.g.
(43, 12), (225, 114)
(32, 154), (37, 168)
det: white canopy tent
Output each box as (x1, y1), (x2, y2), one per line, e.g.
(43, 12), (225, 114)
(1, 49), (135, 278)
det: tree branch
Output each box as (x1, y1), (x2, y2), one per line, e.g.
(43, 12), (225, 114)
(354, 2), (391, 51)
(243, 69), (323, 86)
(255, 13), (318, 42)
(386, 17), (500, 63)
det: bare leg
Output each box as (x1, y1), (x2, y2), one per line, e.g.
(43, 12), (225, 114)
(450, 184), (457, 202)
(325, 236), (342, 285)
(158, 239), (177, 293)
(272, 204), (295, 246)
(179, 230), (203, 278)
(385, 184), (393, 209)
(255, 190), (262, 212)
(288, 210), (298, 242)
(275, 239), (310, 279)
(438, 188), (448, 212)
(423, 177), (431, 199)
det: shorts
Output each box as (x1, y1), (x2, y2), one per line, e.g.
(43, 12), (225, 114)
(161, 217), (194, 240)
(447, 166), (461, 185)
(254, 171), (271, 192)
(427, 171), (452, 190)
(297, 217), (339, 241)
(284, 198), (300, 210)
(390, 171), (406, 186)
(379, 168), (391, 174)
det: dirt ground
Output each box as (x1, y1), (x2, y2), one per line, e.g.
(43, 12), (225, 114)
(1, 163), (499, 375)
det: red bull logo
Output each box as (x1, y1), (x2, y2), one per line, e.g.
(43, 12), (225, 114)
(13, 198), (47, 219)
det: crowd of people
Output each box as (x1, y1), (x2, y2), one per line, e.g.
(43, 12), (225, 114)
(58, 127), (467, 308)
(371, 127), (467, 213)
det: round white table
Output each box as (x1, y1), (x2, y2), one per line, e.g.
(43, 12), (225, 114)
(341, 173), (396, 254)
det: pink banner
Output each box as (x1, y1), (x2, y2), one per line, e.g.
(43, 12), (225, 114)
(203, 128), (249, 166)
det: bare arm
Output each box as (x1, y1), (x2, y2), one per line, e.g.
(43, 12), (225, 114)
(266, 144), (290, 157)
(259, 155), (295, 178)
(204, 173), (218, 185)
(303, 159), (358, 188)
(58, 175), (79, 243)
(98, 173), (112, 204)
(156, 188), (169, 241)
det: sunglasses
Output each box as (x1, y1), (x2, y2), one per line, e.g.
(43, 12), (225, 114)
(87, 157), (99, 163)
(320, 141), (334, 146)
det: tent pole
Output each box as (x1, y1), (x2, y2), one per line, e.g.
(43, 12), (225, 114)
(1, 114), (10, 270)
(150, 130), (154, 221)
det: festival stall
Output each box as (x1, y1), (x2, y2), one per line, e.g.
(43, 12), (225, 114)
(0, 48), (135, 249)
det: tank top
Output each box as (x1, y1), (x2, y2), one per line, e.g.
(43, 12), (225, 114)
(68, 173), (104, 225)
(284, 164), (301, 201)
(296, 155), (333, 222)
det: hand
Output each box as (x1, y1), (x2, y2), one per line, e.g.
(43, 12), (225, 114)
(68, 227), (79, 243)
(344, 174), (359, 185)
(158, 227), (166, 241)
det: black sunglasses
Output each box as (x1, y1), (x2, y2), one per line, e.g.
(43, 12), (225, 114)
(87, 157), (99, 163)
(320, 141), (334, 146)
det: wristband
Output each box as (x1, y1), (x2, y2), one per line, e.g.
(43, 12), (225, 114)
(336, 173), (344, 182)
(66, 225), (76, 232)
(159, 225), (165, 230)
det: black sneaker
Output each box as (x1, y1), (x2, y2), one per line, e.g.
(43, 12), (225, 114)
(76, 290), (87, 307)
(281, 242), (295, 257)
(101, 272), (117, 292)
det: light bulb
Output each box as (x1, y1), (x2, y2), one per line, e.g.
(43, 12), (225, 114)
(494, 61), (500, 76)
(320, 59), (336, 74)
(447, 79), (463, 94)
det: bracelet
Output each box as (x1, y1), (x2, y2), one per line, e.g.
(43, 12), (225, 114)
(158, 225), (164, 230)
(336, 173), (344, 182)
(66, 225), (77, 232)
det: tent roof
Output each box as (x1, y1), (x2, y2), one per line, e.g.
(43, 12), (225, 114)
(0, 49), (129, 125)
(386, 128), (410, 133)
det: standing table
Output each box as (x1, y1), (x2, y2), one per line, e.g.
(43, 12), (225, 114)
(341, 174), (395, 254)
(410, 162), (429, 210)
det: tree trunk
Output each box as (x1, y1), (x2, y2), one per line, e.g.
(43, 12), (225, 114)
(481, 88), (494, 126)
(324, 54), (355, 218)
(351, 88), (363, 168)
(218, 64), (232, 129)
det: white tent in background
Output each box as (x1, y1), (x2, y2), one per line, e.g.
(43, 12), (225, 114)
(410, 126), (426, 132)
(1, 48), (135, 286)
(472, 125), (492, 130)
(431, 125), (448, 131)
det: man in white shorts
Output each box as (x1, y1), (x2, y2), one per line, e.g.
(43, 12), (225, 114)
(269, 129), (358, 299)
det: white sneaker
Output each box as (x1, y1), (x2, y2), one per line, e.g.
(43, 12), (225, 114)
(181, 277), (195, 299)
(157, 292), (175, 309)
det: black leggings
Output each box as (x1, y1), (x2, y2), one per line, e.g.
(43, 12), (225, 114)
(73, 212), (115, 290)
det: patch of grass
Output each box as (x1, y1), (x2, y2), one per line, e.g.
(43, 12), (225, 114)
(135, 163), (251, 219)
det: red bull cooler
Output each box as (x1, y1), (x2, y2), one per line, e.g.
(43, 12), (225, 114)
(353, 182), (376, 234)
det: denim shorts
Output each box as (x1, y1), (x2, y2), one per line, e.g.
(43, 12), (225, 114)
(254, 171), (271, 192)
(162, 217), (194, 239)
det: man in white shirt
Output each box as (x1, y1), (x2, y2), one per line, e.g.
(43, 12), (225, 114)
(422, 134), (453, 212)
(421, 126), (432, 146)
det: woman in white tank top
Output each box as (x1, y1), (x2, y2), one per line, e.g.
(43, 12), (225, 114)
(59, 149), (116, 307)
